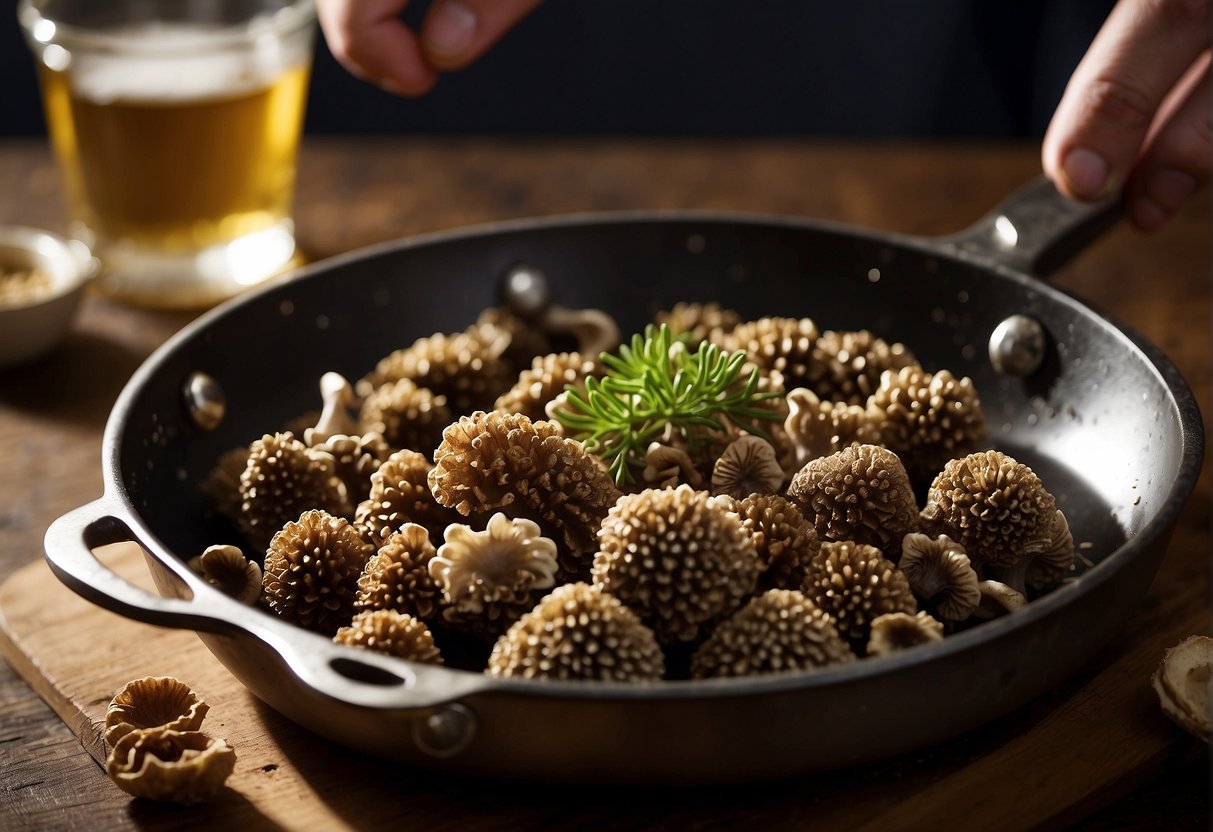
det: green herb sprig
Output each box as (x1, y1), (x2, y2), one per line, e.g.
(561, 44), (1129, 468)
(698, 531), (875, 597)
(553, 324), (781, 484)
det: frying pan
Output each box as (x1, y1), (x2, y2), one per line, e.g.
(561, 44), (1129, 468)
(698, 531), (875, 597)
(44, 178), (1203, 783)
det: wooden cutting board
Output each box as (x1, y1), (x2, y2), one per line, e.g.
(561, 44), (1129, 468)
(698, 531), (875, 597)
(0, 539), (1206, 831)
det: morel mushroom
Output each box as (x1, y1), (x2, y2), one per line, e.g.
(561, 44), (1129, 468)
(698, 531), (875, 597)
(655, 301), (741, 347)
(801, 540), (916, 647)
(493, 351), (599, 423)
(784, 387), (881, 468)
(920, 450), (1074, 595)
(307, 431), (391, 507)
(105, 677), (209, 748)
(237, 432), (349, 551)
(358, 377), (452, 454)
(690, 589), (855, 679)
(428, 410), (621, 580)
(898, 533), (981, 622)
(487, 582), (664, 682)
(356, 523), (442, 621)
(869, 366), (986, 485)
(725, 493), (820, 590)
(1152, 635), (1213, 742)
(592, 485), (760, 644)
(786, 443), (919, 561)
(866, 611), (945, 657)
(186, 545), (262, 605)
(711, 434), (785, 499)
(261, 510), (373, 635)
(808, 329), (919, 406)
(106, 728), (235, 804)
(355, 449), (463, 548)
(429, 513), (560, 641)
(334, 609), (443, 664)
(723, 316), (820, 388)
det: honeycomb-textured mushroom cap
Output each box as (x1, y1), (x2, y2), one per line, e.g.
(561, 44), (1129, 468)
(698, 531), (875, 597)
(359, 378), (453, 454)
(355, 449), (463, 548)
(487, 582), (665, 681)
(784, 387), (882, 468)
(186, 545), (262, 605)
(655, 302), (741, 347)
(105, 677), (209, 749)
(801, 540), (917, 646)
(869, 366), (987, 484)
(898, 533), (981, 621)
(866, 611), (944, 657)
(308, 431), (391, 507)
(721, 317), (820, 388)
(493, 352), (599, 423)
(106, 728), (235, 804)
(920, 450), (1071, 573)
(262, 510), (373, 635)
(725, 493), (820, 590)
(711, 435), (785, 499)
(690, 589), (855, 678)
(786, 443), (919, 561)
(808, 330), (919, 406)
(428, 410), (621, 580)
(237, 432), (350, 551)
(356, 523), (442, 621)
(334, 609), (443, 664)
(592, 485), (760, 644)
(430, 513), (560, 640)
(359, 324), (516, 414)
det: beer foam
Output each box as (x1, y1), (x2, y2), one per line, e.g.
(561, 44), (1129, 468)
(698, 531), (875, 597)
(68, 21), (308, 104)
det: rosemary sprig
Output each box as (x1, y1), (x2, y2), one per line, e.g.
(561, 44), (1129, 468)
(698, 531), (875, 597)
(553, 324), (781, 484)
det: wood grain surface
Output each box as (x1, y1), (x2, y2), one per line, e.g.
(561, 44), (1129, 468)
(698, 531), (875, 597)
(0, 138), (1208, 830)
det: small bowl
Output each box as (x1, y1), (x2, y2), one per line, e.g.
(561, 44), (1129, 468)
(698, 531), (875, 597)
(0, 225), (96, 368)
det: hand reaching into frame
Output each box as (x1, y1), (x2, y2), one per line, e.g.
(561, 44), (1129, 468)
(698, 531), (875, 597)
(315, 0), (543, 96)
(1042, 0), (1210, 231)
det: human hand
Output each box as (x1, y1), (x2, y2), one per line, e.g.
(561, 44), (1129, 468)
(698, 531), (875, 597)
(1042, 0), (1209, 231)
(316, 0), (542, 96)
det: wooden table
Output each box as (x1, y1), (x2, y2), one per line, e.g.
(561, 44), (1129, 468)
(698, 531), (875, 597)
(0, 138), (1208, 829)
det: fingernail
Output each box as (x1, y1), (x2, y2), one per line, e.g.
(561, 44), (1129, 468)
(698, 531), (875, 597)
(1061, 147), (1110, 200)
(424, 1), (477, 56)
(1145, 169), (1196, 212)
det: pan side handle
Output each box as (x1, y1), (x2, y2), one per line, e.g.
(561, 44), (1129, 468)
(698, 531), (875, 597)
(44, 496), (487, 713)
(938, 176), (1122, 278)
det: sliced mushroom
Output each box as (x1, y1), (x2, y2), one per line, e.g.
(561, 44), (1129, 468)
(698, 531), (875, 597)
(1152, 635), (1212, 742)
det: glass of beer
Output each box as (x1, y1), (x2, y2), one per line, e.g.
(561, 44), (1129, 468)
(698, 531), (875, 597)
(18, 0), (315, 309)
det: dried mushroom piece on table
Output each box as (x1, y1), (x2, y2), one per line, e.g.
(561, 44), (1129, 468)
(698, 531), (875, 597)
(105, 677), (209, 748)
(808, 329), (919, 406)
(592, 485), (760, 644)
(428, 410), (621, 580)
(355, 449), (463, 548)
(430, 513), (560, 641)
(1152, 635), (1212, 742)
(358, 378), (452, 453)
(786, 443), (919, 561)
(334, 609), (443, 664)
(186, 545), (262, 605)
(690, 589), (855, 679)
(487, 582), (664, 682)
(237, 432), (350, 551)
(261, 509), (373, 635)
(356, 523), (442, 621)
(801, 540), (917, 648)
(493, 351), (599, 423)
(869, 366), (986, 484)
(920, 449), (1074, 595)
(897, 532), (981, 622)
(106, 728), (236, 804)
(866, 611), (945, 657)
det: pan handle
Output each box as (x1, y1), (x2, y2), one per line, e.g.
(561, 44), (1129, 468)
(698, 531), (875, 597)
(44, 496), (488, 713)
(938, 176), (1122, 278)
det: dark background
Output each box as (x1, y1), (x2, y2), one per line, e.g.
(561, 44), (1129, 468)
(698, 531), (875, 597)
(3, 1), (1113, 138)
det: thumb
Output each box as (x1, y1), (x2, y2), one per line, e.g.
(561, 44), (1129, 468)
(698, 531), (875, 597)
(419, 0), (543, 71)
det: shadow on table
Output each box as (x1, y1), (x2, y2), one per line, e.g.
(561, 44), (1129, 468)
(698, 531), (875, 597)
(125, 787), (289, 832)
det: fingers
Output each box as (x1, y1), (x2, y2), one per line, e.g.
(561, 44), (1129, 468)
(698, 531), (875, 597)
(1042, 0), (1211, 201)
(1125, 52), (1211, 230)
(316, 0), (439, 96)
(419, 0), (544, 71)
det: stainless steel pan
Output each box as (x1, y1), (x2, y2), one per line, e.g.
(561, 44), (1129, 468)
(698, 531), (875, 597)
(44, 179), (1203, 783)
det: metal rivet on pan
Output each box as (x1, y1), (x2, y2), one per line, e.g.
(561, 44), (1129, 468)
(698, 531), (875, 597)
(412, 703), (477, 758)
(988, 315), (1046, 377)
(500, 263), (551, 318)
(183, 371), (225, 431)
